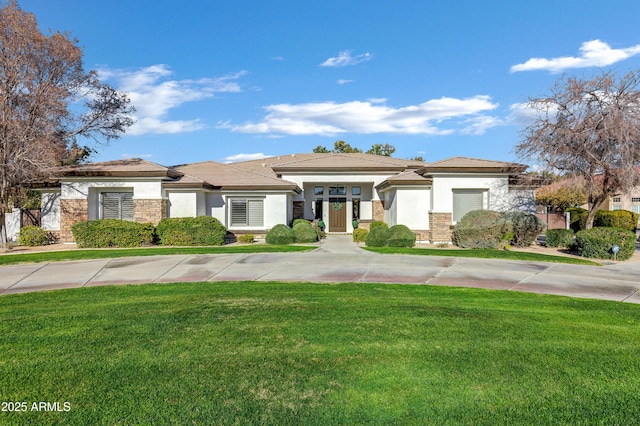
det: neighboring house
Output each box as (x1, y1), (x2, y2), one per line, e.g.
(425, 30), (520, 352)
(37, 153), (535, 243)
(607, 192), (640, 216)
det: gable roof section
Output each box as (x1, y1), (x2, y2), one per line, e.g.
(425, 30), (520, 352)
(171, 161), (301, 192)
(421, 156), (527, 174)
(376, 170), (432, 191)
(57, 158), (182, 179)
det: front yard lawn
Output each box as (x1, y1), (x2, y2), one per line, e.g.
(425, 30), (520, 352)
(0, 244), (315, 266)
(1, 281), (638, 424)
(364, 246), (601, 265)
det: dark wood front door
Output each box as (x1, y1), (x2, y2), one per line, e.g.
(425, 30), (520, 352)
(328, 197), (347, 232)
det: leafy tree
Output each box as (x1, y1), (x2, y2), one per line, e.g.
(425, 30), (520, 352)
(0, 1), (134, 246)
(332, 140), (362, 153)
(409, 156), (424, 162)
(535, 176), (587, 211)
(366, 143), (396, 156)
(516, 70), (640, 228)
(312, 145), (330, 153)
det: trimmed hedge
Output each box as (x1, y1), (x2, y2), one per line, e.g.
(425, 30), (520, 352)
(545, 229), (574, 248)
(237, 234), (255, 244)
(566, 207), (588, 232)
(19, 225), (49, 247)
(365, 226), (389, 247)
(369, 221), (388, 232)
(574, 227), (636, 261)
(387, 224), (416, 248)
(265, 224), (295, 245)
(503, 211), (546, 247)
(353, 228), (368, 243)
(156, 216), (226, 246)
(292, 219), (311, 227)
(292, 222), (318, 243)
(594, 210), (638, 231)
(71, 219), (155, 248)
(452, 210), (509, 249)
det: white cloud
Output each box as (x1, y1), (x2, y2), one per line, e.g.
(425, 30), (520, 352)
(511, 40), (640, 73)
(223, 152), (270, 163)
(320, 50), (372, 67)
(337, 79), (354, 85)
(507, 102), (559, 126)
(220, 96), (500, 136)
(98, 65), (247, 135)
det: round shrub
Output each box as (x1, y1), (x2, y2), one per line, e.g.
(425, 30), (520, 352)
(265, 224), (295, 245)
(452, 210), (509, 249)
(594, 210), (638, 231)
(353, 228), (368, 243)
(312, 222), (326, 240)
(156, 216), (226, 246)
(19, 225), (49, 246)
(566, 207), (588, 232)
(545, 229), (574, 248)
(237, 234), (255, 244)
(292, 218), (311, 227)
(71, 219), (155, 248)
(365, 226), (389, 247)
(502, 211), (546, 247)
(369, 221), (388, 232)
(574, 227), (636, 260)
(387, 224), (416, 248)
(292, 222), (318, 243)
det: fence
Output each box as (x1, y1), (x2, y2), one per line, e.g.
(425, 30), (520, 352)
(536, 211), (568, 230)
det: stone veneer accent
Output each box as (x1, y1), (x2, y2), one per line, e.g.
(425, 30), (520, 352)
(429, 212), (453, 243)
(372, 200), (385, 222)
(134, 199), (168, 226)
(60, 199), (88, 243)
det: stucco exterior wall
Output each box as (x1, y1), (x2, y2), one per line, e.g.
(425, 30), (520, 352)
(431, 174), (507, 213)
(41, 191), (61, 231)
(168, 191), (198, 217)
(394, 187), (430, 229)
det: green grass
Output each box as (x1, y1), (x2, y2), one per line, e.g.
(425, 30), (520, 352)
(0, 244), (314, 266)
(364, 246), (601, 265)
(1, 281), (639, 425)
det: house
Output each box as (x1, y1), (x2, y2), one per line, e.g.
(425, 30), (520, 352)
(37, 153), (535, 244)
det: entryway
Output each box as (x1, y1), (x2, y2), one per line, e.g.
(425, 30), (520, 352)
(328, 197), (347, 232)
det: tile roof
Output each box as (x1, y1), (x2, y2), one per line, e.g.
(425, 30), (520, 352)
(422, 156), (527, 173)
(57, 158), (181, 178)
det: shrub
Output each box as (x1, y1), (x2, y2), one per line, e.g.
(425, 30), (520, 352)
(545, 229), (574, 248)
(265, 224), (295, 245)
(566, 207), (588, 232)
(594, 210), (638, 231)
(502, 211), (546, 247)
(312, 222), (326, 240)
(71, 219), (155, 248)
(19, 225), (49, 246)
(237, 234), (255, 244)
(292, 218), (311, 227)
(452, 210), (509, 249)
(369, 221), (388, 232)
(365, 226), (389, 247)
(156, 216), (226, 246)
(387, 224), (416, 248)
(574, 227), (636, 260)
(353, 228), (368, 243)
(292, 222), (318, 243)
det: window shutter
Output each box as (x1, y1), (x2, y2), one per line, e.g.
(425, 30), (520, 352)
(453, 190), (484, 222)
(121, 193), (134, 221)
(102, 193), (121, 219)
(247, 200), (264, 226)
(231, 200), (247, 226)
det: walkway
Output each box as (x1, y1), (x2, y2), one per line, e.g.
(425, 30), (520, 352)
(1, 236), (639, 303)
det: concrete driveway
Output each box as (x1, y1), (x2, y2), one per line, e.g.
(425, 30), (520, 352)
(1, 236), (639, 303)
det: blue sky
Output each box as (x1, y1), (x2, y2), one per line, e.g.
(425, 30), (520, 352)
(22, 0), (640, 166)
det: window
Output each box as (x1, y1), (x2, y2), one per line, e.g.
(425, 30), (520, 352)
(314, 186), (324, 195)
(352, 198), (360, 219)
(352, 186), (361, 196)
(612, 205), (622, 210)
(632, 205), (640, 214)
(101, 192), (134, 221)
(230, 199), (264, 227)
(329, 186), (346, 195)
(452, 190), (484, 222)
(613, 197), (621, 203)
(631, 197), (640, 203)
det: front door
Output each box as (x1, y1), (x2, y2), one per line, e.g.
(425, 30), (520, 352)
(328, 197), (347, 232)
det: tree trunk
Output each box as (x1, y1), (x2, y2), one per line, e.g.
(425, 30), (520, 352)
(585, 196), (608, 229)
